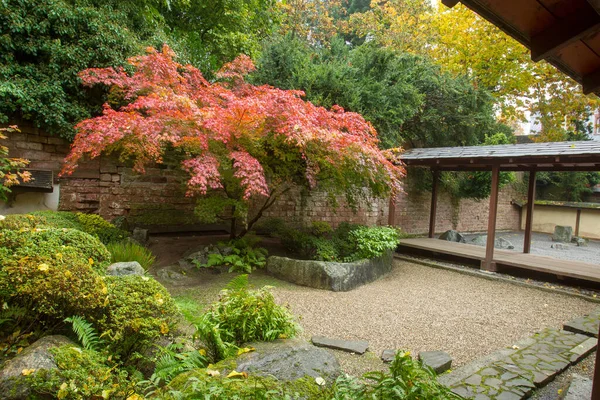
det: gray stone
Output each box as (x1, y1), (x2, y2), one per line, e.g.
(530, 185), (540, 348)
(551, 243), (568, 250)
(132, 227), (149, 244)
(573, 237), (588, 247)
(471, 235), (514, 249)
(418, 351), (452, 374)
(552, 225), (573, 243)
(439, 230), (466, 243)
(236, 339), (340, 382)
(381, 349), (396, 363)
(266, 250), (393, 292)
(156, 266), (187, 282)
(496, 390), (522, 400)
(564, 374), (592, 400)
(311, 336), (369, 354)
(106, 261), (145, 276)
(0, 335), (74, 399)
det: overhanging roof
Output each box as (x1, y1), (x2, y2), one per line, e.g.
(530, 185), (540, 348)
(443, 0), (600, 95)
(400, 140), (600, 171)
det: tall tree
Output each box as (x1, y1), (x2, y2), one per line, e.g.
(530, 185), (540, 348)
(61, 46), (404, 238)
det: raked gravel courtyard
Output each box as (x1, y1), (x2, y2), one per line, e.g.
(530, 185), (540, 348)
(272, 259), (598, 374)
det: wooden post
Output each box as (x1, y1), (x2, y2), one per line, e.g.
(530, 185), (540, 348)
(428, 169), (440, 238)
(483, 166), (500, 271)
(593, 323), (600, 400)
(388, 197), (396, 226)
(575, 209), (582, 237)
(523, 170), (536, 254)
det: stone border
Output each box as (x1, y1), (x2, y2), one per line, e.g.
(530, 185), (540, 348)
(266, 250), (393, 292)
(394, 254), (600, 304)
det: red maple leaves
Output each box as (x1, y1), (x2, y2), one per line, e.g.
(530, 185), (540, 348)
(62, 45), (404, 205)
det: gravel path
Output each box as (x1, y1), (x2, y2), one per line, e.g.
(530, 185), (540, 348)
(462, 231), (600, 265)
(272, 259), (597, 375)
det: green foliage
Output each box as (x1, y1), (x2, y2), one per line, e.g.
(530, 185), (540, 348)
(195, 237), (267, 273)
(333, 351), (461, 400)
(537, 171), (600, 202)
(0, 126), (30, 202)
(29, 345), (141, 399)
(254, 35), (505, 149)
(64, 316), (103, 351)
(107, 241), (156, 270)
(194, 313), (238, 363)
(347, 226), (399, 260)
(310, 221), (333, 237)
(199, 275), (298, 350)
(1, 253), (106, 323)
(96, 275), (180, 362)
(147, 343), (209, 387)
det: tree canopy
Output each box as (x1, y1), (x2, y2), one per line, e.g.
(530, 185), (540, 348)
(61, 46), (404, 238)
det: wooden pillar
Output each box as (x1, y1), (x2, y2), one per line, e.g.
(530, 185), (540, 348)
(523, 170), (536, 254)
(388, 197), (396, 226)
(483, 166), (500, 271)
(575, 209), (582, 237)
(593, 324), (600, 400)
(428, 169), (440, 238)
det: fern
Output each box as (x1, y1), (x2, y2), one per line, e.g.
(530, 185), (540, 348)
(64, 316), (102, 351)
(225, 274), (249, 291)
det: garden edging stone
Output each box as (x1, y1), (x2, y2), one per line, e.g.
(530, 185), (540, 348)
(265, 250), (393, 292)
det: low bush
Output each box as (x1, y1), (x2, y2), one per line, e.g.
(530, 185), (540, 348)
(29, 345), (141, 399)
(0, 253), (107, 326)
(195, 236), (267, 273)
(195, 275), (298, 362)
(107, 241), (156, 270)
(96, 275), (180, 363)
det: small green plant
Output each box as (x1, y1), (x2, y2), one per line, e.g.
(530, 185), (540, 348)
(147, 343), (209, 386)
(195, 237), (267, 273)
(106, 241), (156, 270)
(205, 275), (298, 345)
(347, 226), (399, 261)
(310, 221), (333, 237)
(333, 351), (461, 399)
(64, 316), (103, 351)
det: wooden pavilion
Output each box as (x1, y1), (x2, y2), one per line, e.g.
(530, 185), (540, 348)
(399, 140), (600, 277)
(432, 0), (600, 397)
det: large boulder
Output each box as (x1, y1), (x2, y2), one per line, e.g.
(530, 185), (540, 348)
(438, 230), (466, 243)
(106, 261), (145, 276)
(553, 225), (573, 243)
(470, 235), (514, 249)
(0, 335), (74, 399)
(266, 250), (393, 292)
(235, 339), (340, 382)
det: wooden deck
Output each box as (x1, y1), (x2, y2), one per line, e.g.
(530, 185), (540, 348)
(399, 238), (600, 283)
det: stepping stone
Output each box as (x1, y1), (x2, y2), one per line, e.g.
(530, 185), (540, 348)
(564, 373), (593, 400)
(418, 351), (452, 374)
(564, 309), (600, 338)
(381, 349), (396, 363)
(311, 336), (369, 354)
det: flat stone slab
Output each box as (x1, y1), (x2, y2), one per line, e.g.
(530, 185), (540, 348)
(564, 374), (592, 400)
(564, 308), (600, 338)
(311, 336), (369, 354)
(445, 327), (596, 399)
(418, 351), (452, 374)
(381, 349), (396, 363)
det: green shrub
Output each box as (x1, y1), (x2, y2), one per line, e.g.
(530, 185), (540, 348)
(310, 221), (333, 237)
(346, 226), (399, 261)
(333, 351), (460, 399)
(29, 345), (141, 399)
(1, 253), (107, 323)
(0, 228), (111, 273)
(96, 275), (180, 362)
(107, 241), (156, 270)
(196, 236), (267, 273)
(199, 275), (298, 349)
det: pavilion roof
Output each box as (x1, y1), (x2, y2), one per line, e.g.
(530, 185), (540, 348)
(400, 140), (600, 171)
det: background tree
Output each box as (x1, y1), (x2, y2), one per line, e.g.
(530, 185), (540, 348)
(61, 46), (404, 239)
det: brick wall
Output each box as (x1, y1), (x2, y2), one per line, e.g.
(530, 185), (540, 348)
(1, 126), (522, 234)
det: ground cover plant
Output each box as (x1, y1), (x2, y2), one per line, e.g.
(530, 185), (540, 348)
(194, 236), (268, 273)
(262, 220), (400, 262)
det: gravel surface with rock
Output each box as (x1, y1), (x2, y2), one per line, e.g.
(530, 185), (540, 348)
(462, 231), (600, 265)
(272, 259), (597, 374)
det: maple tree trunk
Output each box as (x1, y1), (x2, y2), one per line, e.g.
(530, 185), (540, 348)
(234, 187), (291, 240)
(229, 206), (238, 240)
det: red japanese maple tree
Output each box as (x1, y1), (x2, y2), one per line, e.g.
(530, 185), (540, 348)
(62, 46), (404, 238)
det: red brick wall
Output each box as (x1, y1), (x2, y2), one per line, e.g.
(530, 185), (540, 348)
(1, 127), (521, 234)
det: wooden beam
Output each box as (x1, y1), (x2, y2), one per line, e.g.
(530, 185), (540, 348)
(523, 170), (536, 254)
(441, 0), (460, 7)
(428, 170), (440, 238)
(588, 0), (600, 14)
(593, 327), (600, 400)
(531, 3), (600, 62)
(483, 165), (500, 271)
(583, 68), (600, 95)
